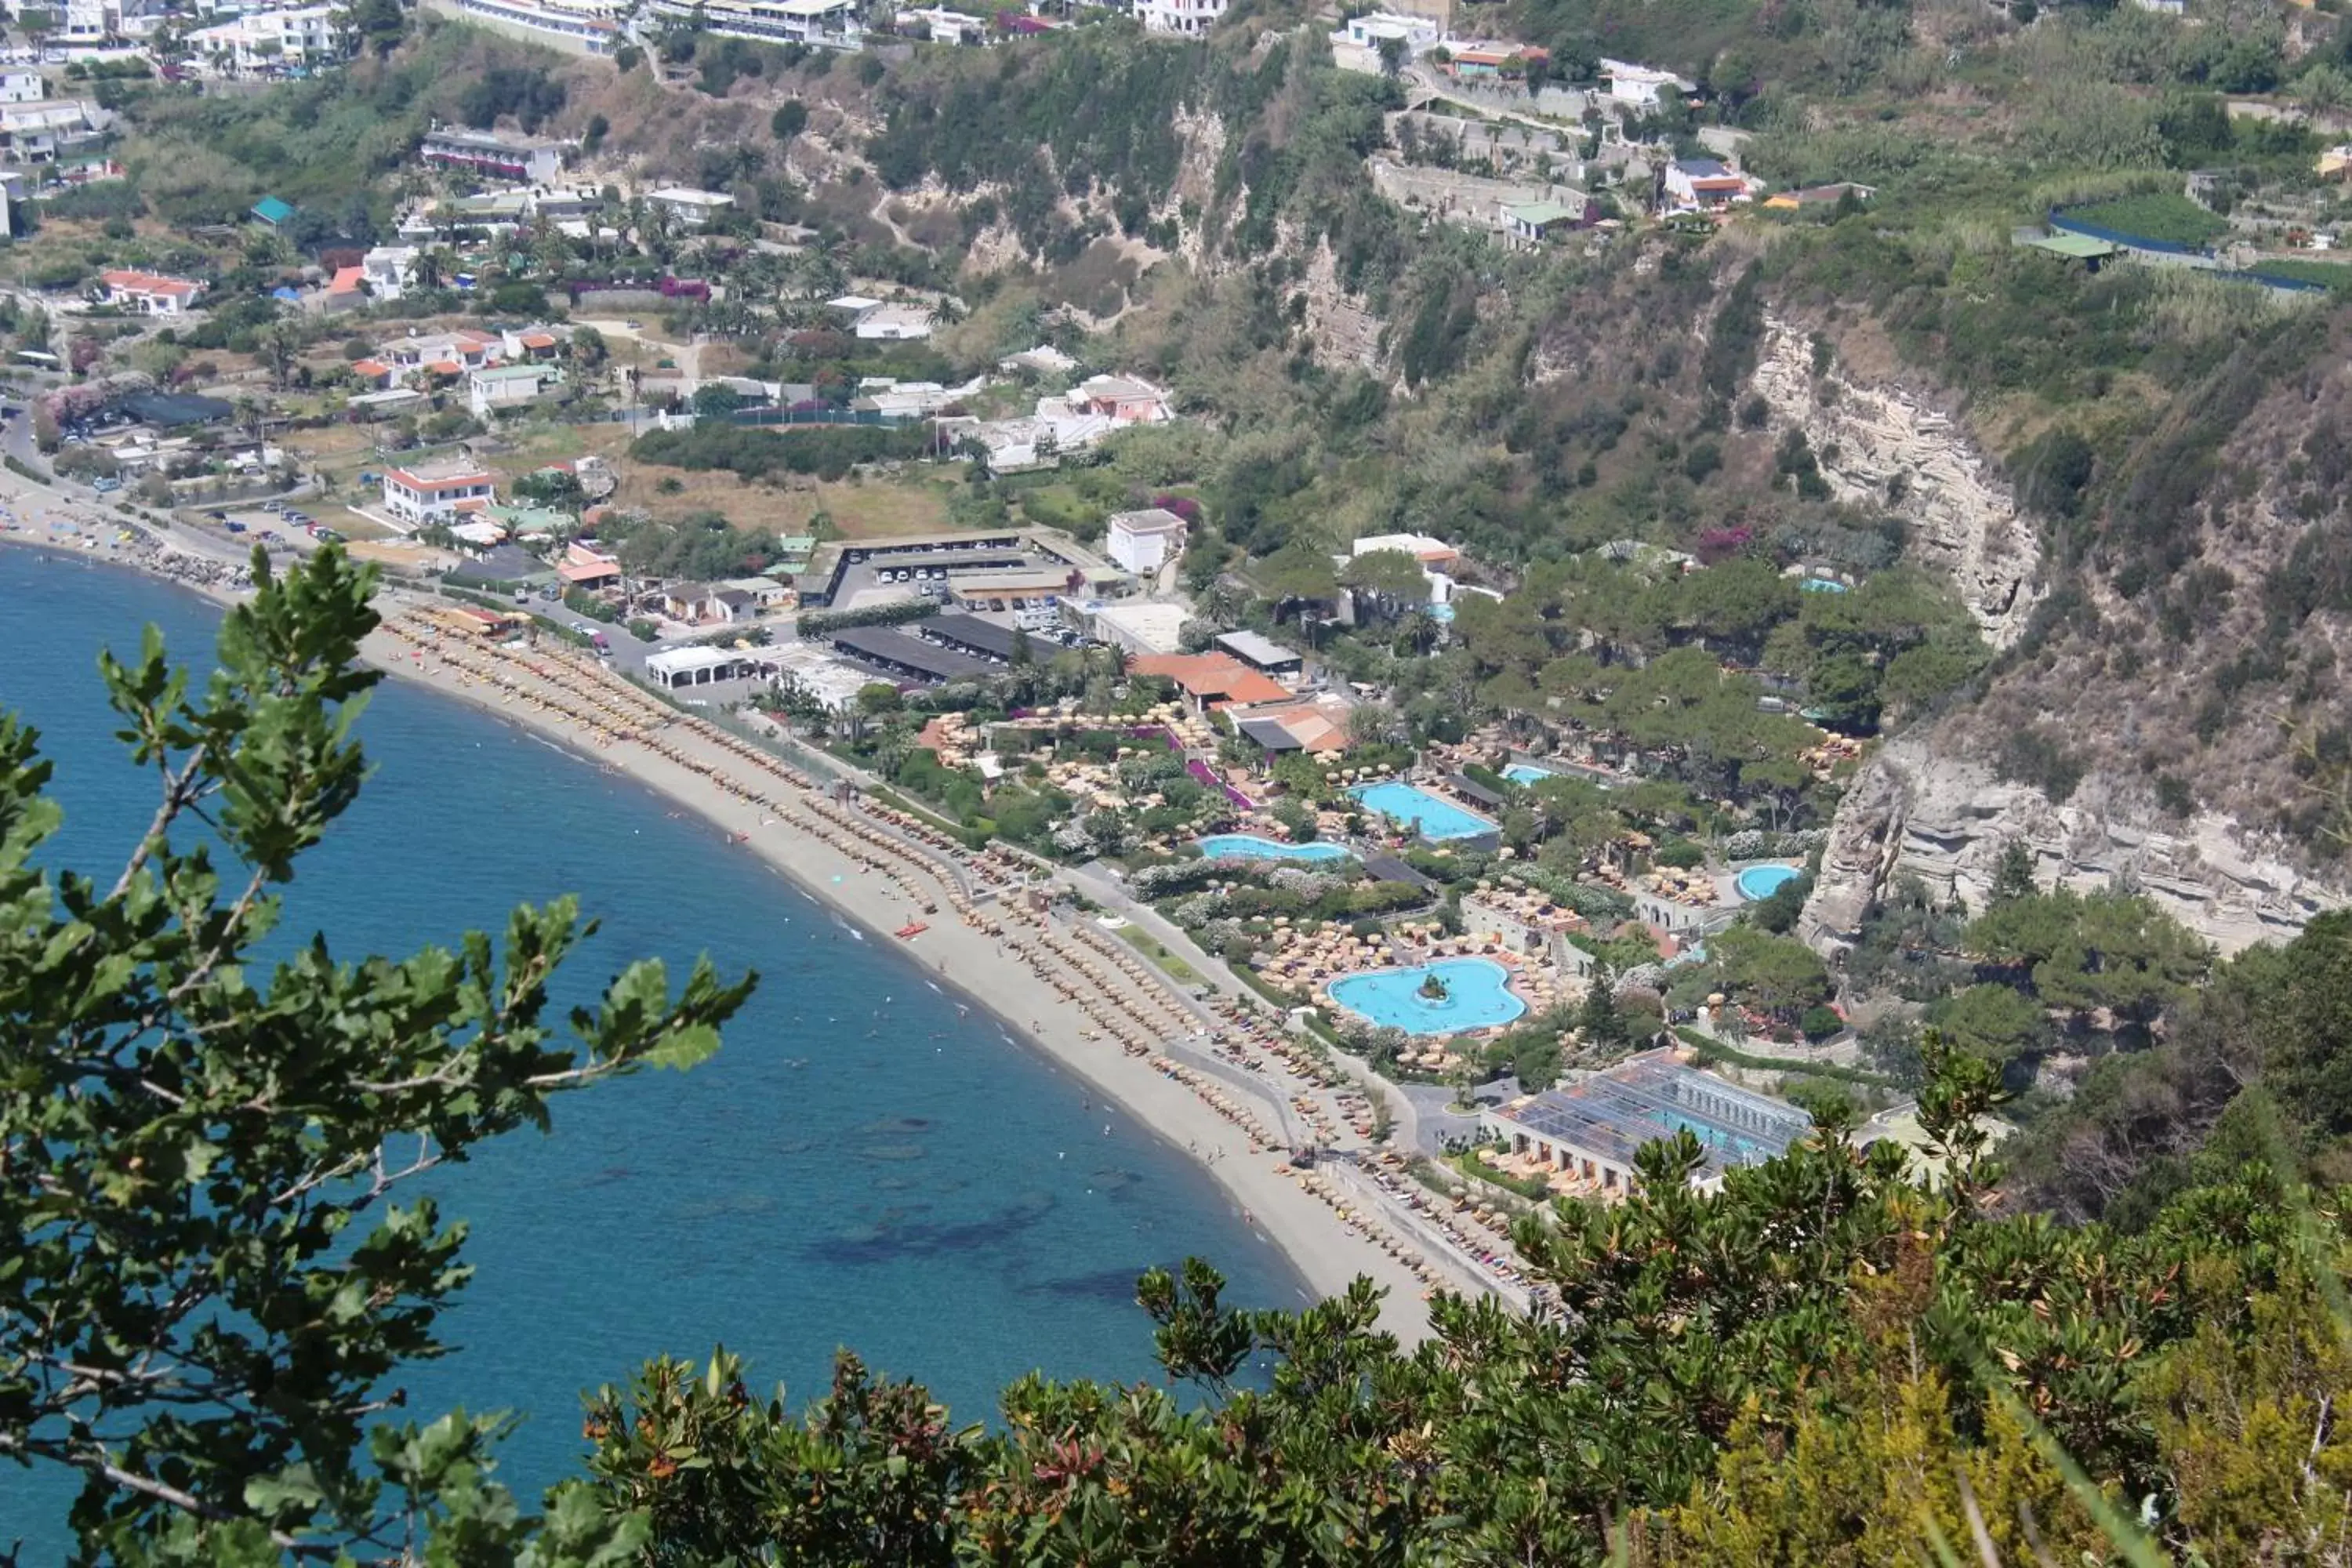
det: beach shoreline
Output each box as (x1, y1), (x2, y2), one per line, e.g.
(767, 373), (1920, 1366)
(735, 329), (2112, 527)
(2, 517), (1461, 1339)
(365, 616), (1450, 1338)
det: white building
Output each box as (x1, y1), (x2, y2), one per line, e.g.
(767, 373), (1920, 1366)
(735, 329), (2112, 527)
(361, 245), (419, 299)
(381, 461), (495, 529)
(901, 5), (987, 42)
(1352, 532), (1460, 567)
(850, 301), (935, 340)
(1331, 11), (1439, 53)
(467, 362), (557, 419)
(0, 97), (107, 163)
(0, 69), (42, 103)
(646, 0), (862, 49)
(829, 292), (935, 339)
(1105, 506), (1188, 576)
(1085, 600), (1189, 656)
(425, 0), (625, 55)
(60, 0), (107, 41)
(99, 268), (202, 314)
(420, 123), (566, 184)
(1599, 57), (1695, 108)
(186, 5), (339, 75)
(1137, 0), (1223, 34)
(1663, 157), (1754, 212)
(645, 644), (775, 689)
(645, 186), (735, 229)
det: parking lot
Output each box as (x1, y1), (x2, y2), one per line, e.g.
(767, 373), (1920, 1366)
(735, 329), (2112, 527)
(180, 500), (343, 558)
(826, 546), (1034, 612)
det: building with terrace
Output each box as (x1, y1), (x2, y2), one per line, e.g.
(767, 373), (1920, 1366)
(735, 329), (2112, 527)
(419, 123), (567, 184)
(381, 461), (495, 530)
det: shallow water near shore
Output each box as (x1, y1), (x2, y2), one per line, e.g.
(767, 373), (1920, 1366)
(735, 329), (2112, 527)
(0, 548), (1297, 1553)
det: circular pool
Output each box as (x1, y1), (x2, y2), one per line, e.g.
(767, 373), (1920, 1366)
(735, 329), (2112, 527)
(1327, 958), (1526, 1036)
(1735, 863), (1803, 901)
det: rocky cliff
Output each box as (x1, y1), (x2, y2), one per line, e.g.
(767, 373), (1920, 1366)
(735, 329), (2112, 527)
(1751, 318), (2043, 648)
(1803, 735), (2347, 959)
(1760, 315), (2352, 956)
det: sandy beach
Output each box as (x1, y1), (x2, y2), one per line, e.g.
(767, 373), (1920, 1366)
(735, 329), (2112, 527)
(365, 610), (1464, 1340)
(1, 505), (1490, 1339)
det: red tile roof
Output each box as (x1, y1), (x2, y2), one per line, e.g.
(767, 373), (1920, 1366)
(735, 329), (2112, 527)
(1129, 653), (1291, 707)
(100, 269), (201, 299)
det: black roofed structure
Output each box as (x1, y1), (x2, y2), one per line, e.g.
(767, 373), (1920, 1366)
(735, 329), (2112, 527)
(828, 625), (996, 684)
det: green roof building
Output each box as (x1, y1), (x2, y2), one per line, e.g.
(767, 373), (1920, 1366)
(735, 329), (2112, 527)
(2022, 230), (2122, 263)
(1504, 199), (1584, 246)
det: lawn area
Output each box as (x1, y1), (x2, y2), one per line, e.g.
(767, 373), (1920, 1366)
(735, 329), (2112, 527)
(609, 461), (960, 536)
(1118, 924), (1200, 985)
(2247, 258), (2352, 292)
(285, 410), (963, 540)
(2063, 194), (2228, 249)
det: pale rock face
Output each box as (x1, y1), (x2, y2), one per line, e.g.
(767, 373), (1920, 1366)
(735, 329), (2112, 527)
(1803, 735), (2347, 959)
(1750, 318), (2044, 648)
(1288, 232), (1386, 372)
(1743, 320), (2339, 954)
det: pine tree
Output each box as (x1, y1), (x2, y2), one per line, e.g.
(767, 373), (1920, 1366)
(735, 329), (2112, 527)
(1581, 958), (1628, 1051)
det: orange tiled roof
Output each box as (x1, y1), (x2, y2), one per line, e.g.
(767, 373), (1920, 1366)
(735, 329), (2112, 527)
(101, 268), (201, 299)
(1129, 652), (1291, 706)
(1241, 701), (1351, 752)
(518, 331), (557, 349)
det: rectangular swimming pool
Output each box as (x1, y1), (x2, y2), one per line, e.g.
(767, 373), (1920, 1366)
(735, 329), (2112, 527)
(1501, 763), (1555, 785)
(1196, 833), (1350, 862)
(1348, 781), (1494, 841)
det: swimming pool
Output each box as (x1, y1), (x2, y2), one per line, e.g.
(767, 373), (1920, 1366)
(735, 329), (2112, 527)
(1327, 958), (1526, 1036)
(1735, 863), (1803, 901)
(1502, 763), (1555, 785)
(1801, 577), (1849, 593)
(1196, 834), (1351, 862)
(1349, 781), (1495, 841)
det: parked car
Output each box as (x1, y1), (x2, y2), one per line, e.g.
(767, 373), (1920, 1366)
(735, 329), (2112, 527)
(225, 521), (247, 534)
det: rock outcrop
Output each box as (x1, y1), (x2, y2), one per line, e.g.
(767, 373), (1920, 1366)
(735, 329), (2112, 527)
(1803, 735), (2347, 958)
(1751, 318), (2043, 648)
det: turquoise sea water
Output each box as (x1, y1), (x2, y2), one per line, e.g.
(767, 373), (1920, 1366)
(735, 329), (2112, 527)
(0, 549), (1296, 1554)
(1327, 958), (1526, 1036)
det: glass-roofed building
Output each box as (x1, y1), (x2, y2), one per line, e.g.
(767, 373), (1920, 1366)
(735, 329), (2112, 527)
(1481, 1048), (1813, 1197)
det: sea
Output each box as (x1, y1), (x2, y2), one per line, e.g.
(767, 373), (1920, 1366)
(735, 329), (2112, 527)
(0, 546), (1296, 1555)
